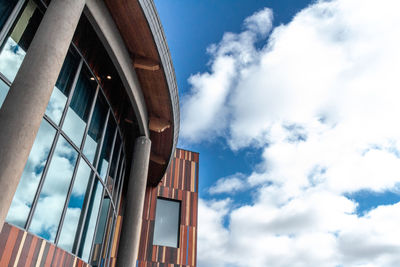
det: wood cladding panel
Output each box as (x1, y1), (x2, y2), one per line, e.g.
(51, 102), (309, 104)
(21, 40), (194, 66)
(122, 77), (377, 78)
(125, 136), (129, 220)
(0, 223), (89, 267)
(138, 149), (199, 267)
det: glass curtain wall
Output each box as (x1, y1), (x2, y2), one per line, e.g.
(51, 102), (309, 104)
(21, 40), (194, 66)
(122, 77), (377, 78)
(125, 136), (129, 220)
(0, 0), (42, 108)
(1, 1), (128, 265)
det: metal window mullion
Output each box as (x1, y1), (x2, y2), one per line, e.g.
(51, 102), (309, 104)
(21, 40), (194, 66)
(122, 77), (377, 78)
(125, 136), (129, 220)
(54, 155), (82, 245)
(95, 172), (116, 215)
(69, 42), (122, 137)
(115, 156), (125, 202)
(112, 158), (124, 213)
(79, 84), (100, 151)
(111, 145), (122, 203)
(0, 73), (11, 86)
(107, 122), (118, 183)
(23, 52), (83, 231)
(111, 138), (122, 194)
(0, 0), (25, 46)
(113, 165), (125, 224)
(88, 182), (107, 263)
(94, 109), (110, 170)
(24, 125), (61, 230)
(105, 163), (125, 266)
(58, 59), (84, 128)
(107, 194), (116, 219)
(74, 108), (109, 254)
(96, 195), (114, 265)
(103, 124), (118, 210)
(115, 161), (126, 216)
(38, 0), (49, 8)
(105, 214), (117, 267)
(59, 131), (82, 154)
(81, 152), (98, 175)
(73, 172), (96, 255)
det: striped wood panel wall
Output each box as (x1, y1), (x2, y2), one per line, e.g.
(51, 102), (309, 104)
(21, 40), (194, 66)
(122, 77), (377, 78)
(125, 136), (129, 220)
(137, 148), (199, 267)
(0, 223), (89, 267)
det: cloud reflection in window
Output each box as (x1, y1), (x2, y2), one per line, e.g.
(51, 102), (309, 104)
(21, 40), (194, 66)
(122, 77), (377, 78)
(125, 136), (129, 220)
(58, 159), (92, 252)
(6, 119), (56, 228)
(28, 135), (78, 242)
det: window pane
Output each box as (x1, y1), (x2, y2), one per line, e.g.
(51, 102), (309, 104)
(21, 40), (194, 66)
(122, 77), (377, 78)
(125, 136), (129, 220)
(58, 160), (92, 252)
(6, 119), (56, 228)
(79, 178), (103, 262)
(107, 136), (120, 195)
(97, 119), (115, 180)
(0, 0), (18, 29)
(91, 195), (111, 266)
(113, 157), (124, 204)
(62, 66), (96, 147)
(153, 199), (180, 248)
(29, 135), (78, 242)
(83, 94), (107, 163)
(103, 214), (117, 262)
(0, 0), (42, 82)
(45, 49), (80, 124)
(109, 136), (120, 178)
(0, 78), (9, 108)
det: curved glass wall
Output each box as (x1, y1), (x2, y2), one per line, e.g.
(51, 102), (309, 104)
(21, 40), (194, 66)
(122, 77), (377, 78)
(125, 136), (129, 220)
(1, 1), (128, 265)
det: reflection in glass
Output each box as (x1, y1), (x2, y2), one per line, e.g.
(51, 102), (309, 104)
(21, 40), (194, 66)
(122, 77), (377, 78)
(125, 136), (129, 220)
(58, 160), (92, 252)
(62, 66), (96, 147)
(91, 195), (111, 266)
(97, 119), (116, 180)
(113, 158), (124, 204)
(102, 214), (116, 264)
(109, 136), (120, 178)
(0, 0), (42, 82)
(6, 120), (56, 228)
(0, 78), (9, 108)
(83, 94), (108, 163)
(80, 179), (103, 262)
(153, 199), (180, 248)
(29, 136), (78, 242)
(0, 0), (18, 29)
(45, 49), (80, 124)
(107, 136), (121, 195)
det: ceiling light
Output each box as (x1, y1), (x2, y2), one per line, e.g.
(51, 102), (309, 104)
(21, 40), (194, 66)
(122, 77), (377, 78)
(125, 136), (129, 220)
(106, 75), (112, 80)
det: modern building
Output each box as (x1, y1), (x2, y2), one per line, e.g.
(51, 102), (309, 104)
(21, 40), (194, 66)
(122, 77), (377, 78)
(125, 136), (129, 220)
(137, 148), (199, 267)
(0, 0), (198, 266)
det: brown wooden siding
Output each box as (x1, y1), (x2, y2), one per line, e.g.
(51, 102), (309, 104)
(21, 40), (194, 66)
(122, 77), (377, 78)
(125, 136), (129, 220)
(138, 148), (199, 267)
(0, 223), (90, 267)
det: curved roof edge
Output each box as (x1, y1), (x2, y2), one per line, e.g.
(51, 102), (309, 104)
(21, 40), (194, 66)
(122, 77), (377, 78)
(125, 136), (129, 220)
(138, 0), (180, 181)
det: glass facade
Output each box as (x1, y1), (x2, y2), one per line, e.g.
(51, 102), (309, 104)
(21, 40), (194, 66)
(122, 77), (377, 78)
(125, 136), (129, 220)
(0, 0), (42, 83)
(1, 1), (129, 265)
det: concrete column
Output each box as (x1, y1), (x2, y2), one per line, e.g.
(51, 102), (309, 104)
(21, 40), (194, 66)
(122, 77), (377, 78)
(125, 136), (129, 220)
(117, 136), (151, 267)
(0, 0), (86, 229)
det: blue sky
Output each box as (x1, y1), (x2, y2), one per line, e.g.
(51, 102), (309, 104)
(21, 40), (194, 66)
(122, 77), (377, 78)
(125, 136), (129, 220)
(155, 1), (400, 266)
(155, 0), (313, 197)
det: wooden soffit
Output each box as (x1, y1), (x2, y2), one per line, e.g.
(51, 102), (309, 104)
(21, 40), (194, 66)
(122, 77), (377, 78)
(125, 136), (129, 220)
(104, 0), (179, 186)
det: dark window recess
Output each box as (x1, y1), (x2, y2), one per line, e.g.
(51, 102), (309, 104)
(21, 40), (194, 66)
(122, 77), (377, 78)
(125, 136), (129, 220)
(0, 0), (18, 30)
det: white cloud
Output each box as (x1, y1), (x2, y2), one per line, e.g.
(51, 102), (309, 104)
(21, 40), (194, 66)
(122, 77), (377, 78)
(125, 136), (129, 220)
(198, 199), (231, 267)
(209, 173), (247, 195)
(181, 8), (274, 142)
(182, 0), (400, 266)
(199, 196), (400, 267)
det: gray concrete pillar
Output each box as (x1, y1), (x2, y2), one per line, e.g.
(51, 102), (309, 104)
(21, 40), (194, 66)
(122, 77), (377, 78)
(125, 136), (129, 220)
(0, 0), (86, 230)
(117, 136), (151, 267)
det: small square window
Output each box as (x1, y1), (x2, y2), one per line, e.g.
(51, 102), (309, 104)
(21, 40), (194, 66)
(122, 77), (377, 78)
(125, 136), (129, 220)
(153, 198), (180, 248)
